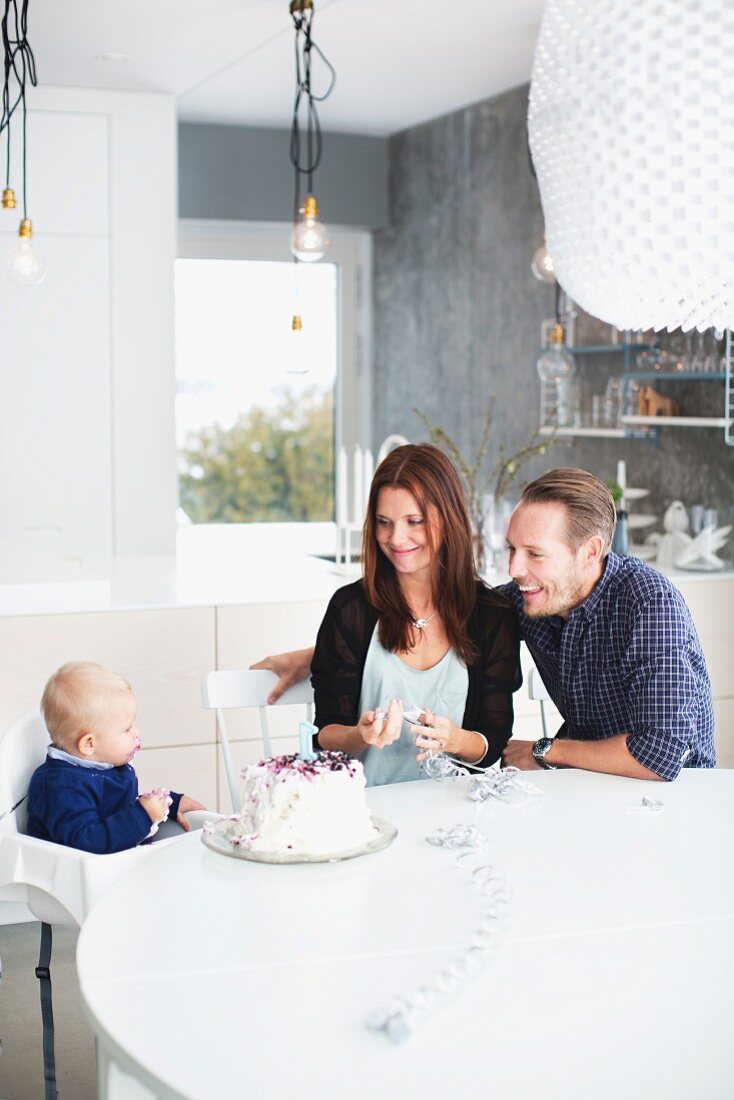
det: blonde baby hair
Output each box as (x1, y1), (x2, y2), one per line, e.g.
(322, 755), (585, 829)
(41, 661), (132, 749)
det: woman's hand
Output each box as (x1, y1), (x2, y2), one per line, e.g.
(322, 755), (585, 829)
(411, 709), (483, 763)
(410, 709), (458, 760)
(357, 698), (403, 749)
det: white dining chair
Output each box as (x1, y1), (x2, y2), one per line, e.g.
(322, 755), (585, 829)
(201, 669), (314, 813)
(527, 665), (552, 739)
(0, 709), (203, 1099)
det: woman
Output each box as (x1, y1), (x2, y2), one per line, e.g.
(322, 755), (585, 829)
(311, 444), (520, 786)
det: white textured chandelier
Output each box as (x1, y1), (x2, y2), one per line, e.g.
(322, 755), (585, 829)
(528, 0), (734, 333)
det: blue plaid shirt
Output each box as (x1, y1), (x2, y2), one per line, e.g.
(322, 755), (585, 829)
(498, 553), (716, 780)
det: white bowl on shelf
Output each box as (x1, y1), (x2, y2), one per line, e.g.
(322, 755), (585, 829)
(628, 513), (657, 530)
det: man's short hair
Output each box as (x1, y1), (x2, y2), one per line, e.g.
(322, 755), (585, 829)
(41, 661), (131, 748)
(519, 468), (617, 555)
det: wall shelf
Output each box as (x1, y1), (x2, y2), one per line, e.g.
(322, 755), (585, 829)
(538, 327), (734, 445)
(622, 415), (728, 428)
(571, 343), (647, 356)
(538, 425), (625, 438)
(624, 371), (727, 382)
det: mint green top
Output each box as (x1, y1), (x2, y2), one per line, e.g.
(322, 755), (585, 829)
(358, 623), (469, 787)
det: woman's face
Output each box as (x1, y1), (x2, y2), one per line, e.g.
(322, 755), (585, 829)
(374, 486), (440, 580)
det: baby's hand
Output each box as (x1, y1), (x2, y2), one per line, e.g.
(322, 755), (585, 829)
(177, 794), (206, 831)
(139, 790), (171, 824)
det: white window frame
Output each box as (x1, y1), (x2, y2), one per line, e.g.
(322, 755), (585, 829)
(177, 219), (372, 465)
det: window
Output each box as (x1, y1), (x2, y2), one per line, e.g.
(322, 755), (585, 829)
(176, 222), (370, 526)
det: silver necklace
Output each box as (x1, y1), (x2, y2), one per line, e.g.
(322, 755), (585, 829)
(412, 610), (438, 630)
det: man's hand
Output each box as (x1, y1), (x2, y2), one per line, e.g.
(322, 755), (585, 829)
(176, 794), (207, 831)
(502, 733), (664, 780)
(250, 647), (315, 705)
(501, 739), (543, 771)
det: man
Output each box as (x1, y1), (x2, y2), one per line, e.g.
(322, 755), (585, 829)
(253, 468), (715, 781)
(498, 468), (714, 779)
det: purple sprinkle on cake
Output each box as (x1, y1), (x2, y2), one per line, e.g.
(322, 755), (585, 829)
(253, 750), (359, 779)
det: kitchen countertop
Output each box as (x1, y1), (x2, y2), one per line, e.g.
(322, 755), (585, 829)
(0, 523), (731, 618)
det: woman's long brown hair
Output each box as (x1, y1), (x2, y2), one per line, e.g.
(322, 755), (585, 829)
(362, 444), (478, 663)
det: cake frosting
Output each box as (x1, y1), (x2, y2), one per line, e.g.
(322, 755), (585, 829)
(209, 751), (378, 856)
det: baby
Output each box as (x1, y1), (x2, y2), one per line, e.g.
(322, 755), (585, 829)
(27, 661), (206, 854)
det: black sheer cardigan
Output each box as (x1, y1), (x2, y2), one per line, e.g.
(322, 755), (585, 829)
(310, 579), (522, 769)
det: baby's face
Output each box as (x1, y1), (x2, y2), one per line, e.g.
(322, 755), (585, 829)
(88, 690), (141, 766)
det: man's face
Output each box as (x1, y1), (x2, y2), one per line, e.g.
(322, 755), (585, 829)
(506, 502), (601, 619)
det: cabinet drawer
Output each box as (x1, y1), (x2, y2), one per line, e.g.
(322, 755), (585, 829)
(215, 602), (327, 742)
(0, 608), (216, 748)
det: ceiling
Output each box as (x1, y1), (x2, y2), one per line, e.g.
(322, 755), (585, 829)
(29, 0), (544, 136)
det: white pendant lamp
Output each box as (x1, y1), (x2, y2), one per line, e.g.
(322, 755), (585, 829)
(528, 0), (734, 333)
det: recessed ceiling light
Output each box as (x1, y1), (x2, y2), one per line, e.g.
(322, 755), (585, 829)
(95, 52), (131, 64)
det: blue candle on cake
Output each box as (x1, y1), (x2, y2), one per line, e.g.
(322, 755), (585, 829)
(298, 720), (317, 761)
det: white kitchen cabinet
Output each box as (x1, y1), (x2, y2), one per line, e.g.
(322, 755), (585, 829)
(0, 606), (216, 769)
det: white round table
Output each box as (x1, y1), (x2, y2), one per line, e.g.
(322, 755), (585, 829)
(77, 770), (734, 1100)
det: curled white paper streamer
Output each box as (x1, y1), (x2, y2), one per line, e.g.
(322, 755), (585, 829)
(627, 796), (664, 814)
(366, 823), (510, 1045)
(423, 752), (542, 806)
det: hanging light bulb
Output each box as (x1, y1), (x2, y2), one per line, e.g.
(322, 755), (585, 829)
(287, 3), (335, 266)
(531, 239), (555, 284)
(290, 194), (329, 262)
(286, 312), (310, 375)
(536, 323), (576, 384)
(5, 218), (45, 285)
(1, 0), (42, 285)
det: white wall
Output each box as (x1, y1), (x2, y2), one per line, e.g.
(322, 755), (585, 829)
(0, 85), (177, 561)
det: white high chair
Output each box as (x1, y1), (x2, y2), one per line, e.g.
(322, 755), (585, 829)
(0, 709), (202, 1099)
(201, 669), (314, 813)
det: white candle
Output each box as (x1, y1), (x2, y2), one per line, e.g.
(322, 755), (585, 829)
(616, 460), (626, 494)
(352, 445), (364, 525)
(336, 446), (348, 528)
(363, 448), (374, 520)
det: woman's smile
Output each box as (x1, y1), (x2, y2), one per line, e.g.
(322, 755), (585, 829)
(374, 486), (437, 576)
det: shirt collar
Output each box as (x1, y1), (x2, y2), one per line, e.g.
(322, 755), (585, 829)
(47, 745), (115, 770)
(568, 552), (622, 622)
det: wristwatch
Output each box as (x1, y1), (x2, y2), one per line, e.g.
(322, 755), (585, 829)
(532, 737), (557, 770)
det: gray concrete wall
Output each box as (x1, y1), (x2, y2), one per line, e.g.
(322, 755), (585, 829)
(373, 83), (734, 534)
(179, 123), (388, 229)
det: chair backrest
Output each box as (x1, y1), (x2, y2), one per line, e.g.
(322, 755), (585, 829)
(527, 666), (551, 702)
(527, 666), (551, 739)
(0, 709), (50, 836)
(201, 670), (314, 813)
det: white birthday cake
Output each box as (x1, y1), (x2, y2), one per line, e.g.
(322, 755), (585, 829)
(208, 751), (378, 856)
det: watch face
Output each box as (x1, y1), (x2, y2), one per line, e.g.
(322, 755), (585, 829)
(533, 738), (553, 759)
